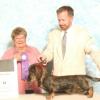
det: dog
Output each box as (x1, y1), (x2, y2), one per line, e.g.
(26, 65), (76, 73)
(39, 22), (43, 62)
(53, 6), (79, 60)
(27, 61), (100, 100)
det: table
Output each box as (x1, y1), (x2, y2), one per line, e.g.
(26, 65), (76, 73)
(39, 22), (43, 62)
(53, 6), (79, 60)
(1, 93), (100, 100)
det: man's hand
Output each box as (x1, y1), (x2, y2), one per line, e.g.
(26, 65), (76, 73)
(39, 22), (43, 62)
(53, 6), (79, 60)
(37, 55), (47, 65)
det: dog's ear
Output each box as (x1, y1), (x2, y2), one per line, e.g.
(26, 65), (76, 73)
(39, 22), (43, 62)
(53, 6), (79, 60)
(27, 64), (37, 82)
(35, 64), (43, 78)
(35, 62), (48, 86)
(28, 64), (36, 73)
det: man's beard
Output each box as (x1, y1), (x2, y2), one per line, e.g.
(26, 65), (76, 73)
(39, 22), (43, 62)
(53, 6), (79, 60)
(60, 25), (68, 31)
(60, 24), (71, 31)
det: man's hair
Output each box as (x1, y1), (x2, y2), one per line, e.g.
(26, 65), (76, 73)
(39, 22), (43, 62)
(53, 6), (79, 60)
(11, 27), (27, 40)
(56, 6), (74, 16)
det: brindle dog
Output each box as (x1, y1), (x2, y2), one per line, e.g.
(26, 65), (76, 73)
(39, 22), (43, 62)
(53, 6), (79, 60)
(27, 61), (100, 100)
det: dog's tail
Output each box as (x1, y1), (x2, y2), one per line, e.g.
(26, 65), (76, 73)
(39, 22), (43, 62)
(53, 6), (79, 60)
(86, 75), (100, 82)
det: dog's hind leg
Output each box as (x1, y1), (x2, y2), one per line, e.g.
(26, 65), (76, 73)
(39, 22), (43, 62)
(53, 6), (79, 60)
(79, 79), (93, 98)
(87, 87), (93, 98)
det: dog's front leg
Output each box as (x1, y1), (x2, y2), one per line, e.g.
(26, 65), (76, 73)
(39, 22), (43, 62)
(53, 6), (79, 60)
(46, 92), (55, 100)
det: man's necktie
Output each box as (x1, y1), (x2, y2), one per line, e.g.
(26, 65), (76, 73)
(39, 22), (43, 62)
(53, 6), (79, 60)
(62, 32), (67, 58)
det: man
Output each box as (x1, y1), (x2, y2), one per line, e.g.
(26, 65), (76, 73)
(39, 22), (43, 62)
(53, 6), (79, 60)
(2, 27), (41, 94)
(41, 6), (100, 76)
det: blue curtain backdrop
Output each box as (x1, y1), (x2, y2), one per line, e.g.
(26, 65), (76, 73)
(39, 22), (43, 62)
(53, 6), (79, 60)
(0, 0), (100, 93)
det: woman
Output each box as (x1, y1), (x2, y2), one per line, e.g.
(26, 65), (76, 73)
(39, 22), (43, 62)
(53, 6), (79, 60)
(2, 27), (41, 94)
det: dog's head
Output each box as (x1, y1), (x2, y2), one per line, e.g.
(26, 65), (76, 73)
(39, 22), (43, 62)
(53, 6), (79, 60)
(27, 60), (47, 87)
